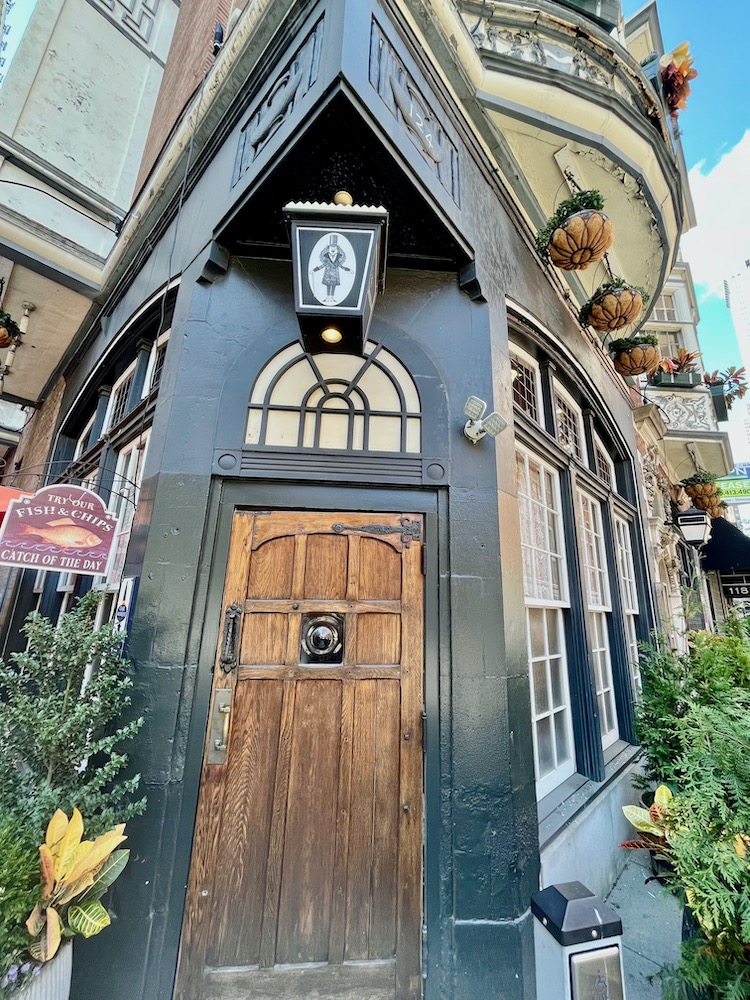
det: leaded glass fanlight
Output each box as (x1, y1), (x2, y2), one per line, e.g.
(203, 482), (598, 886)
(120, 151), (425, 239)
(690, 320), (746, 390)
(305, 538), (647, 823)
(246, 341), (421, 454)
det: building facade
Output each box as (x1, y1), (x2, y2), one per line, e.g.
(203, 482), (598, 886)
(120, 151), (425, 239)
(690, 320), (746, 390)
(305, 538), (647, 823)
(0, 1), (719, 997)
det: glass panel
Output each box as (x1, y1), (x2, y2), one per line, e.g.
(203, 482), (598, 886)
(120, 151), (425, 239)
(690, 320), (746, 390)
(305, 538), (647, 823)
(533, 660), (549, 714)
(271, 360), (316, 405)
(550, 657), (565, 709)
(318, 411), (350, 450)
(405, 417), (421, 453)
(369, 415), (402, 452)
(357, 364), (401, 410)
(250, 344), (302, 403)
(528, 608), (546, 659)
(554, 711), (570, 762)
(266, 410), (301, 447)
(536, 717), (554, 775)
(245, 408), (262, 444)
(352, 413), (365, 451)
(546, 609), (561, 654)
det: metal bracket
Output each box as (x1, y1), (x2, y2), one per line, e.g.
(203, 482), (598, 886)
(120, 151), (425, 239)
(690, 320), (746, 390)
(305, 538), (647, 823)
(332, 516), (421, 548)
(220, 602), (243, 672)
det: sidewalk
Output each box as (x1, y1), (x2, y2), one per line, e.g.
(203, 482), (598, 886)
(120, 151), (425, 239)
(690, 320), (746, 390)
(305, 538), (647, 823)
(605, 852), (683, 999)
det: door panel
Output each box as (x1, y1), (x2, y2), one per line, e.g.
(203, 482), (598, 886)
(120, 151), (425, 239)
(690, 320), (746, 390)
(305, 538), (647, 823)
(176, 511), (424, 1000)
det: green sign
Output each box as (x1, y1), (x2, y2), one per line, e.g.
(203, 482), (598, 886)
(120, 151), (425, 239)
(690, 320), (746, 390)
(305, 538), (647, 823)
(717, 477), (750, 500)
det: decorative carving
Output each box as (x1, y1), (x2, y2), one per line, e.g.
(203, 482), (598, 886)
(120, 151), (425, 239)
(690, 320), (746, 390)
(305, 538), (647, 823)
(369, 19), (460, 204)
(390, 76), (444, 164)
(220, 602), (243, 673)
(91, 0), (160, 47)
(332, 516), (421, 547)
(234, 18), (324, 181)
(660, 392), (713, 432)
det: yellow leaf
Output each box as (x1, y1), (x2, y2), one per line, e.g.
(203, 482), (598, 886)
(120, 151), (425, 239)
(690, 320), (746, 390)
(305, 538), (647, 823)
(63, 829), (127, 887)
(55, 809), (84, 880)
(735, 835), (746, 858)
(45, 810), (70, 863)
(39, 844), (56, 898)
(45, 908), (62, 961)
(25, 902), (44, 937)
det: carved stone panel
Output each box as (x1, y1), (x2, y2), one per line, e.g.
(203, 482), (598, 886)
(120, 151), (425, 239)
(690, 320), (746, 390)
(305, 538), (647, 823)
(90, 0), (162, 48)
(234, 17), (325, 183)
(659, 392), (714, 432)
(369, 18), (460, 204)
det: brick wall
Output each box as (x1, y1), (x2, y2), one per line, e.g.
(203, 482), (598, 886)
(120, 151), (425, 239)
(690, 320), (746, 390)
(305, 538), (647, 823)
(136, 0), (245, 194)
(3, 376), (67, 493)
(0, 376), (66, 638)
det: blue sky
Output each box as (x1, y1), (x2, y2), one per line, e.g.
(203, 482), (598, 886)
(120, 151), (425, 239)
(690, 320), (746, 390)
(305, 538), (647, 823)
(623, 0), (750, 375)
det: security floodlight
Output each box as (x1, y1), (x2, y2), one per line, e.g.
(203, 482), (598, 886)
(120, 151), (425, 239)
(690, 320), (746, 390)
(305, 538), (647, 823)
(463, 395), (508, 444)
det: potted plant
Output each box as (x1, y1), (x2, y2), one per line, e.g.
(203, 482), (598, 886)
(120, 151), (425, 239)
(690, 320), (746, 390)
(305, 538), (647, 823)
(608, 333), (660, 376)
(680, 470), (719, 501)
(621, 784), (675, 884)
(0, 593), (145, 996)
(659, 42), (698, 123)
(0, 309), (21, 351)
(650, 348), (703, 388)
(535, 189), (614, 271)
(579, 278), (649, 332)
(629, 618), (750, 998)
(704, 367), (747, 423)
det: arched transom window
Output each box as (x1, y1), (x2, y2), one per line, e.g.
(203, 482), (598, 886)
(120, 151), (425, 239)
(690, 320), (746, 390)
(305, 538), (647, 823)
(246, 342), (422, 453)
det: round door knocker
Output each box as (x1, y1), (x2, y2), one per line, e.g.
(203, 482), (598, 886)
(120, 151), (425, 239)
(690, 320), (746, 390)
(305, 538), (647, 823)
(300, 613), (344, 664)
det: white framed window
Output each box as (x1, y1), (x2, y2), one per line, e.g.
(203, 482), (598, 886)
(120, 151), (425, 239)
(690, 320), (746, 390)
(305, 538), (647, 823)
(103, 431), (150, 590)
(577, 491), (618, 748)
(73, 415), (96, 461)
(517, 448), (575, 796)
(142, 332), (170, 397)
(510, 347), (541, 424)
(593, 434), (615, 489)
(653, 293), (677, 322)
(648, 327), (684, 359)
(103, 362), (137, 434)
(553, 384), (585, 463)
(615, 517), (641, 697)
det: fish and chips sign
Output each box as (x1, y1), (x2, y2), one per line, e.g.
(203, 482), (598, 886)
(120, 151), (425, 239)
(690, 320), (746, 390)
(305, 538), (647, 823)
(0, 485), (119, 577)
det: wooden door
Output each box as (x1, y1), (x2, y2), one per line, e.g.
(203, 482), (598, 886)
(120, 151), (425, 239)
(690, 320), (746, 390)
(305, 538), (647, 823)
(176, 511), (424, 1000)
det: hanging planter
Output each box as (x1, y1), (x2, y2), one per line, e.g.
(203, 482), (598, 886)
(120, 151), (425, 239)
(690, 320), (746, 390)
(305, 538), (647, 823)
(0, 309), (21, 350)
(608, 334), (660, 377)
(535, 190), (614, 271)
(680, 471), (719, 500)
(580, 279), (648, 333)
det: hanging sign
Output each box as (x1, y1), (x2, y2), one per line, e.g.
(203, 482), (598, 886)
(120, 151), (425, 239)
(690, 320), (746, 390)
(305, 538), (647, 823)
(0, 485), (119, 577)
(716, 476), (750, 501)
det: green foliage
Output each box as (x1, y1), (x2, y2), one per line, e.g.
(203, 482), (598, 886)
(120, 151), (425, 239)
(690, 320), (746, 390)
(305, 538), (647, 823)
(534, 189), (605, 257)
(635, 621), (750, 786)
(0, 309), (21, 340)
(681, 470), (719, 487)
(635, 615), (750, 997)
(608, 334), (659, 353)
(0, 591), (146, 839)
(0, 815), (39, 962)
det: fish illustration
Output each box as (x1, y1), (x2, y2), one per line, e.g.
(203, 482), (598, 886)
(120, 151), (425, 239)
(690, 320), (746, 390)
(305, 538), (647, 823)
(21, 517), (102, 549)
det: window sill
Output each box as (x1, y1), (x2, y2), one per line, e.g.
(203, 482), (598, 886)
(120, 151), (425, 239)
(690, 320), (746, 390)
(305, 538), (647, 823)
(537, 741), (641, 852)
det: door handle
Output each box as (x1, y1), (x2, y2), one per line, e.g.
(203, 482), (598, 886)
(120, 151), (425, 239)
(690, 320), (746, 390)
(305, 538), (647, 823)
(208, 690), (231, 765)
(220, 602), (243, 672)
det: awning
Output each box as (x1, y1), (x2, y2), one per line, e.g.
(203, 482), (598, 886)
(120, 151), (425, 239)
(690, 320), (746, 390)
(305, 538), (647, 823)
(0, 486), (32, 528)
(700, 516), (750, 572)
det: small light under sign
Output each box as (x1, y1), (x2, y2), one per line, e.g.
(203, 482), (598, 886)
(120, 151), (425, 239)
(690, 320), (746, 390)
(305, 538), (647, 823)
(321, 327), (343, 344)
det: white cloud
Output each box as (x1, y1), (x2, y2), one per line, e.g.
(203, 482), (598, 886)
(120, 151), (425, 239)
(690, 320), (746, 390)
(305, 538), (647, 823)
(681, 129), (750, 299)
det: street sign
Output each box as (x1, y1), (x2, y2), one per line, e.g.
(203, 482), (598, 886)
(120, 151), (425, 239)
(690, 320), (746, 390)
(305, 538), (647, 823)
(716, 476), (750, 500)
(720, 573), (750, 600)
(0, 484), (119, 577)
